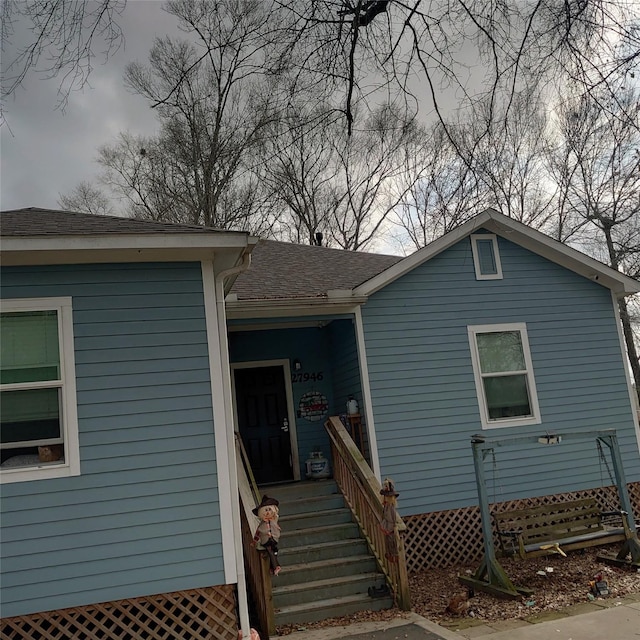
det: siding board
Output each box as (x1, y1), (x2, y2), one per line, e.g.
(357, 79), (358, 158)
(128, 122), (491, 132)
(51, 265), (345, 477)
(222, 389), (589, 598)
(4, 482), (217, 525)
(2, 501), (218, 541)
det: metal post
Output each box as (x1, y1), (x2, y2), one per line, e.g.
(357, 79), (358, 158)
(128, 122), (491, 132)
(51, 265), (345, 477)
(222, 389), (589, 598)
(459, 437), (527, 598)
(593, 434), (640, 567)
(472, 440), (498, 574)
(600, 434), (637, 532)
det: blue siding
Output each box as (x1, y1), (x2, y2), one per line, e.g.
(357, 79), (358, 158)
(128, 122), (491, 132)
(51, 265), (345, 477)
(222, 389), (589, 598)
(0, 263), (224, 618)
(362, 236), (640, 515)
(328, 320), (363, 418)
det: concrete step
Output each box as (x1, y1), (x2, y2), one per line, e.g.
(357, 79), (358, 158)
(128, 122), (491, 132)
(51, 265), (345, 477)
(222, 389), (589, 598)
(279, 506), (353, 531)
(274, 591), (394, 627)
(279, 521), (361, 547)
(275, 555), (378, 588)
(273, 571), (387, 608)
(279, 538), (369, 565)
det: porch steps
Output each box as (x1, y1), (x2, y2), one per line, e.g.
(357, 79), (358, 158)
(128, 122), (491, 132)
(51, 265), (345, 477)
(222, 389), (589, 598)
(264, 479), (393, 627)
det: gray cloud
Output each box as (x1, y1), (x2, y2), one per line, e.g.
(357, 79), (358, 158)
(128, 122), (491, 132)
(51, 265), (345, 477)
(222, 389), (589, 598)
(1, 1), (178, 211)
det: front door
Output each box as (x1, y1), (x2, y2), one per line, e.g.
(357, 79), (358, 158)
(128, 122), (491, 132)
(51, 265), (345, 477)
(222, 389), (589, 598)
(234, 365), (293, 484)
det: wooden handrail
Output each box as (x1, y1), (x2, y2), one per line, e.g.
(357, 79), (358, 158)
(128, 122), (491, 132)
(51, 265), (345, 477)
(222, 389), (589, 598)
(236, 434), (275, 637)
(236, 432), (261, 506)
(325, 416), (411, 610)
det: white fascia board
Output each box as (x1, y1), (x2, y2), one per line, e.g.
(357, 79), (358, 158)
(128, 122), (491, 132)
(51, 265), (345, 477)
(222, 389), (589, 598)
(225, 296), (367, 320)
(354, 208), (639, 297)
(480, 214), (640, 296)
(1, 233), (255, 267)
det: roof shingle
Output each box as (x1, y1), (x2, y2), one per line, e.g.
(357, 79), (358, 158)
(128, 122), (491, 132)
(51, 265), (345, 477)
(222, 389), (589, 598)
(0, 207), (232, 236)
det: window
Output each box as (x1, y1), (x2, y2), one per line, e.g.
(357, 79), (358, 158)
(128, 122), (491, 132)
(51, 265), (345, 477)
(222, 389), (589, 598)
(471, 234), (503, 280)
(1, 298), (80, 483)
(468, 323), (541, 429)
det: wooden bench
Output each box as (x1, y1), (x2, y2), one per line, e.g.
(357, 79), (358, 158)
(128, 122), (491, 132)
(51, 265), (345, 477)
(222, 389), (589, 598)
(494, 498), (628, 560)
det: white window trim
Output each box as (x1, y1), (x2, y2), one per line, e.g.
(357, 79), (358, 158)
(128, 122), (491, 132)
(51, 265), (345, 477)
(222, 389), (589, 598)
(468, 322), (541, 429)
(1, 297), (80, 483)
(471, 234), (503, 280)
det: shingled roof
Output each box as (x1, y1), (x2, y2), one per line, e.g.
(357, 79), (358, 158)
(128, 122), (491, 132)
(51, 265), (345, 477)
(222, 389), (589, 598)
(0, 207), (234, 236)
(1, 207), (402, 299)
(230, 239), (402, 300)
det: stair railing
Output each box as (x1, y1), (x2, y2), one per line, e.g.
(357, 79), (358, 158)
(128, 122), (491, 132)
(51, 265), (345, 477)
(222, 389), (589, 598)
(236, 433), (276, 637)
(325, 416), (411, 610)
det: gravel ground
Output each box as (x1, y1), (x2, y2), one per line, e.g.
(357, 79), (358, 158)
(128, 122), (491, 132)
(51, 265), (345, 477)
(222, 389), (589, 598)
(276, 545), (640, 635)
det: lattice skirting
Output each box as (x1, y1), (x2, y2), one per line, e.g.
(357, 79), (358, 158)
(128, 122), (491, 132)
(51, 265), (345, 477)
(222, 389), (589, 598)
(1, 584), (237, 640)
(403, 482), (640, 574)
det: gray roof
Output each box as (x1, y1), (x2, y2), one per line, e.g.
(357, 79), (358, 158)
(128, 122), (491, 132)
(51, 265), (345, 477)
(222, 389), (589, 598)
(1, 208), (401, 299)
(231, 239), (402, 300)
(0, 207), (233, 236)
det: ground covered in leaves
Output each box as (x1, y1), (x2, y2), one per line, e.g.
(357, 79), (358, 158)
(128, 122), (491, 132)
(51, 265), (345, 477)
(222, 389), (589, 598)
(411, 545), (640, 623)
(276, 545), (640, 635)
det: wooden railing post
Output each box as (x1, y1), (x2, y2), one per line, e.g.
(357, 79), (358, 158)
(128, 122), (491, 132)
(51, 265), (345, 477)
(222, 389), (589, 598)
(325, 416), (412, 611)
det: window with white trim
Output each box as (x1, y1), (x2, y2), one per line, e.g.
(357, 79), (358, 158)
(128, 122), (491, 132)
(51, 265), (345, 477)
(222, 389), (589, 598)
(1, 298), (80, 483)
(471, 234), (503, 280)
(468, 323), (541, 429)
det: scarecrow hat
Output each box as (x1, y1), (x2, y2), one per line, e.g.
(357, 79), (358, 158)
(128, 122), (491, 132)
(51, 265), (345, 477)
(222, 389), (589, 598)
(380, 478), (399, 497)
(252, 494), (279, 516)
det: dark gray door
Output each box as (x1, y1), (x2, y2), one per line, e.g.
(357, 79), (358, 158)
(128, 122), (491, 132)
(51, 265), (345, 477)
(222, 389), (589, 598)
(235, 365), (293, 484)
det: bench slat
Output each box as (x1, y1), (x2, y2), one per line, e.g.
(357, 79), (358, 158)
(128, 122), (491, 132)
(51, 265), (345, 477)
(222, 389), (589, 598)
(522, 528), (625, 553)
(494, 498), (597, 522)
(492, 497), (627, 560)
(519, 517), (603, 541)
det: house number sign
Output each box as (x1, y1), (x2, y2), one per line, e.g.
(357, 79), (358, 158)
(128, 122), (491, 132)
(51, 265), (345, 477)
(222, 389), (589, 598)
(291, 371), (324, 383)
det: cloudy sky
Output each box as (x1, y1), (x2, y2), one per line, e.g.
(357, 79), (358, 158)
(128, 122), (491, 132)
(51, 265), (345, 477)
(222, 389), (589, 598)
(1, 1), (180, 212)
(1, 1), (478, 217)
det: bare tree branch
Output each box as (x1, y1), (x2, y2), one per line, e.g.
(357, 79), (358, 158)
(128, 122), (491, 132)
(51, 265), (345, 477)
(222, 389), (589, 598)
(1, 0), (126, 111)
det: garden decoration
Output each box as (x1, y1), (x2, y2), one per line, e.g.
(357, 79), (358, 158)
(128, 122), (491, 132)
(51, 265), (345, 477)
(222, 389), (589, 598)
(252, 495), (281, 575)
(380, 477), (399, 561)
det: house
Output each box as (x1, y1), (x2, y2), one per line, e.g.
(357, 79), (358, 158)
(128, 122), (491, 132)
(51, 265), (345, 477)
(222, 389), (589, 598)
(2, 207), (640, 638)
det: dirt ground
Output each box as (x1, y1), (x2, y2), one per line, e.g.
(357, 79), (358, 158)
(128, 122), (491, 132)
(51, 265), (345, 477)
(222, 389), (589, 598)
(410, 544), (640, 623)
(276, 545), (640, 635)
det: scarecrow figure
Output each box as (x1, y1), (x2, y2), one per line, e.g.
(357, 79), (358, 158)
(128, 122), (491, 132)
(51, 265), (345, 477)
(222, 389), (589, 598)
(252, 495), (281, 575)
(380, 478), (399, 561)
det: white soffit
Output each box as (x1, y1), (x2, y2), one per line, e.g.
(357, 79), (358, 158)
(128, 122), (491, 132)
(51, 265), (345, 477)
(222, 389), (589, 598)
(1, 233), (257, 268)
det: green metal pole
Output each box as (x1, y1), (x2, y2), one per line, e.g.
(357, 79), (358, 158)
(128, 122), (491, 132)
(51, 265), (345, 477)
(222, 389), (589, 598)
(472, 439), (498, 578)
(462, 436), (524, 597)
(600, 434), (637, 533)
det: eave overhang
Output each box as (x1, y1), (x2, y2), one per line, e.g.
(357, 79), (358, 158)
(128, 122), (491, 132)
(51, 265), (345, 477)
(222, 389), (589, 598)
(225, 294), (367, 321)
(1, 233), (258, 274)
